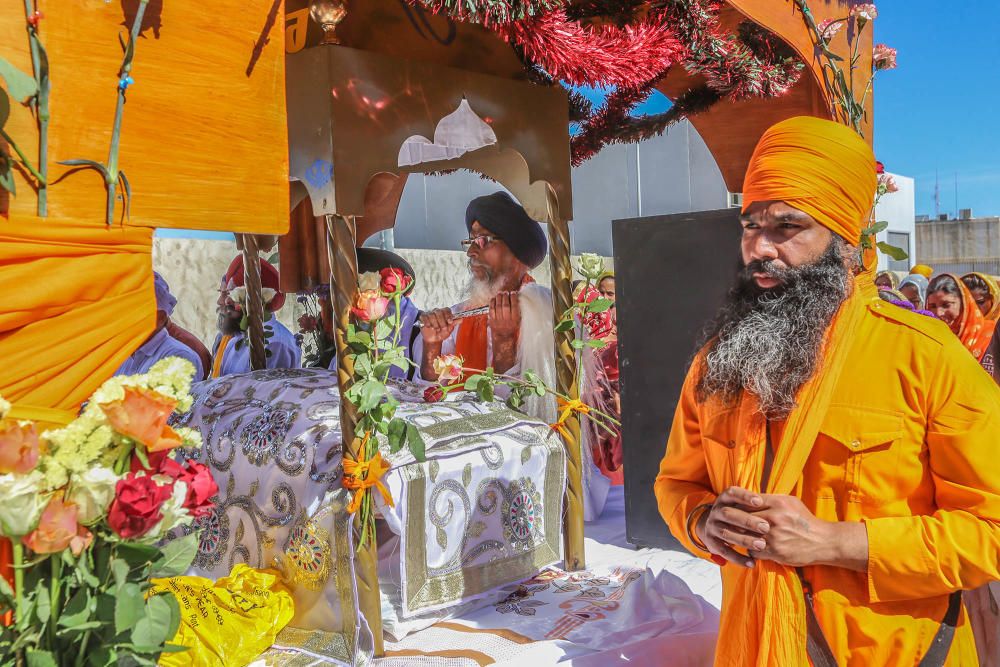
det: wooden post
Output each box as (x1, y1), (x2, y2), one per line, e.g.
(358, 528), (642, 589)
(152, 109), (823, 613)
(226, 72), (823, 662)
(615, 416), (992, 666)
(546, 203), (585, 572)
(239, 233), (267, 371)
(324, 214), (385, 656)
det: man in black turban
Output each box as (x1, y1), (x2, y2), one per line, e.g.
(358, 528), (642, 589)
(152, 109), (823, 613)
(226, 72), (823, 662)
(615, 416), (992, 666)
(417, 191), (549, 383)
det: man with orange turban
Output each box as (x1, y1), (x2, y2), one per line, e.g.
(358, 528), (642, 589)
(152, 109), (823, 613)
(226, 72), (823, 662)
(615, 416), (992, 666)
(654, 116), (1000, 665)
(210, 256), (300, 377)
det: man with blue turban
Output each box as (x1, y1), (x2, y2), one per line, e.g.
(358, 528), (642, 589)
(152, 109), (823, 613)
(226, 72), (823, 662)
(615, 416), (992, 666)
(114, 272), (205, 378)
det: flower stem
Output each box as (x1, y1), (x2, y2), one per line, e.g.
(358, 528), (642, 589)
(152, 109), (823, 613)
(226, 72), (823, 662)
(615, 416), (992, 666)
(104, 0), (148, 225)
(12, 540), (24, 666)
(0, 129), (46, 184)
(47, 556), (60, 651)
(22, 0), (48, 215)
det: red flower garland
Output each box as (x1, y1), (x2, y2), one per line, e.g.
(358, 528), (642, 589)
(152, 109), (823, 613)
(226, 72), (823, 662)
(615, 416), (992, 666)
(494, 10), (686, 88)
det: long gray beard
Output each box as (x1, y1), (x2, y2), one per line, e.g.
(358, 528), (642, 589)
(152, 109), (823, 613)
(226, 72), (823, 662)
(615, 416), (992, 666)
(696, 237), (856, 419)
(463, 269), (505, 308)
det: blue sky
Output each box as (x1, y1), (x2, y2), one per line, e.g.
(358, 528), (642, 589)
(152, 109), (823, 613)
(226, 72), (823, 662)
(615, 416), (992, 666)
(872, 0), (1000, 218)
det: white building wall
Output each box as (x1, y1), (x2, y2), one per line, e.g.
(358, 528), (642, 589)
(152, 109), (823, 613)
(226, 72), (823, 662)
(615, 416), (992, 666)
(873, 173), (917, 272)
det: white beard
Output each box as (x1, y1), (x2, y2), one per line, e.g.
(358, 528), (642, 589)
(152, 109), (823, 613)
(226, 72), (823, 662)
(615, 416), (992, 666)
(463, 274), (505, 308)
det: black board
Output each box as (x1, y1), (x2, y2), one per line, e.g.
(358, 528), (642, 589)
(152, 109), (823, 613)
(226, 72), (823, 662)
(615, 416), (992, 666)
(612, 208), (742, 550)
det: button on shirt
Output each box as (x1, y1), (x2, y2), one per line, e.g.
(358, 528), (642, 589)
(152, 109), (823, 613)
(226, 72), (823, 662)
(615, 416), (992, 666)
(114, 327), (205, 379)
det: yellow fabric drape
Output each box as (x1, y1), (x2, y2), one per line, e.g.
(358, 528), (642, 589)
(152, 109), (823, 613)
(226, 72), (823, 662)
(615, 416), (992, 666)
(0, 218), (155, 414)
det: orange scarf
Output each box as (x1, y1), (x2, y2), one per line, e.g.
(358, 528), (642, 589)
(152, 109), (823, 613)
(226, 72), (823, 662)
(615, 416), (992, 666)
(210, 335), (232, 379)
(453, 275), (533, 378)
(941, 273), (996, 361)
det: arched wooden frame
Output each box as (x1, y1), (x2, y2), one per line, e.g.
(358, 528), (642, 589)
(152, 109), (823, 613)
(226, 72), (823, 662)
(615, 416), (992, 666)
(321, 146), (584, 656)
(284, 43), (581, 656)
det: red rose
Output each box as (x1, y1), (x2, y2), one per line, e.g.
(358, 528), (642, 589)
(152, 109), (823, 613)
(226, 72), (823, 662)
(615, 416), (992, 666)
(423, 385), (444, 403)
(158, 458), (218, 519)
(875, 160), (885, 175)
(379, 268), (414, 296)
(130, 448), (169, 474)
(107, 473), (173, 539)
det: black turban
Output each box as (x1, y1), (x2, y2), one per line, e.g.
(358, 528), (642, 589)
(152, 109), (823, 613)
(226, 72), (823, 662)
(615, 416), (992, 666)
(356, 247), (415, 282)
(465, 192), (548, 269)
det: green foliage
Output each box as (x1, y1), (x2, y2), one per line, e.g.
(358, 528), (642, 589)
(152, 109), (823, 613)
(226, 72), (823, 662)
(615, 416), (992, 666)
(0, 57), (39, 103)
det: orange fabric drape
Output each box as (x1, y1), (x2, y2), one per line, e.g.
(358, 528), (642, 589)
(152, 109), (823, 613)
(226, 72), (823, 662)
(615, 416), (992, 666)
(0, 217), (154, 613)
(0, 218), (155, 414)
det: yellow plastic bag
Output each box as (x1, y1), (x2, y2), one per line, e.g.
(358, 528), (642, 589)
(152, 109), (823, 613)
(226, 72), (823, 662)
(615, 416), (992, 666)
(151, 564), (295, 667)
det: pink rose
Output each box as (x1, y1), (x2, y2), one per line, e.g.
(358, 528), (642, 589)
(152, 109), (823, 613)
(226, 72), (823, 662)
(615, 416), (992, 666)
(24, 497), (80, 555)
(878, 173), (899, 193)
(432, 354), (465, 384)
(0, 420), (40, 474)
(351, 290), (390, 322)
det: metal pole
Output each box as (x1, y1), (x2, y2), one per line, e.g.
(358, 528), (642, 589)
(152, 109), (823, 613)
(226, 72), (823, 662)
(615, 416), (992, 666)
(325, 214), (385, 656)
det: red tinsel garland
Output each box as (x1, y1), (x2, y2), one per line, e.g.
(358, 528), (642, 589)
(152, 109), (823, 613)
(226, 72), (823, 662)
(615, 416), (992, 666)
(493, 10), (686, 88)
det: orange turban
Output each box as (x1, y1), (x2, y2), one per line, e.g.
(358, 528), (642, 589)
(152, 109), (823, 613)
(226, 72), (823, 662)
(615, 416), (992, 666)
(910, 264), (934, 278)
(742, 116), (877, 245)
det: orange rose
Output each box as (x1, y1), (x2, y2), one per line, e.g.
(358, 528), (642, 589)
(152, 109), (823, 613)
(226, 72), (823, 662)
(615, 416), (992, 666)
(0, 419), (41, 474)
(100, 386), (182, 452)
(24, 496), (79, 555)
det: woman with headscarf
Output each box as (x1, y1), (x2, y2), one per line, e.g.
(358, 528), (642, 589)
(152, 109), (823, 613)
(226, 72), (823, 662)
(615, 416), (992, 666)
(961, 272), (1000, 320)
(898, 273), (929, 310)
(874, 270), (899, 291)
(926, 273), (997, 362)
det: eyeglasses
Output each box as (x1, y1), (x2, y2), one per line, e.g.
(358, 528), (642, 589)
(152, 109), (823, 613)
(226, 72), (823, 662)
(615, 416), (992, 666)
(461, 235), (500, 251)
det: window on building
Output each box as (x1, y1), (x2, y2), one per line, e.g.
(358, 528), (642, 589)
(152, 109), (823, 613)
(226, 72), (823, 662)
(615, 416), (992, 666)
(886, 231), (910, 272)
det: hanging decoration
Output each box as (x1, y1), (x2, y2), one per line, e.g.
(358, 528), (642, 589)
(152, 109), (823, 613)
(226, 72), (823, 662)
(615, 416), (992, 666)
(407, 0), (804, 164)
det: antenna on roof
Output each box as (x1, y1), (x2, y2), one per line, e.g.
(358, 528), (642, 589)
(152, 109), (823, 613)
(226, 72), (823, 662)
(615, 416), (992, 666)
(934, 169), (940, 219)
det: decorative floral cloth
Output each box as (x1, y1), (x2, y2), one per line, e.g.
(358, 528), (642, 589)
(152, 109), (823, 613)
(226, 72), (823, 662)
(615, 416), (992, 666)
(174, 369), (566, 662)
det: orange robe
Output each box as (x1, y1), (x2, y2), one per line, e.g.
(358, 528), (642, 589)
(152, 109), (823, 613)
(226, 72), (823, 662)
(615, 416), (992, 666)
(655, 279), (1000, 665)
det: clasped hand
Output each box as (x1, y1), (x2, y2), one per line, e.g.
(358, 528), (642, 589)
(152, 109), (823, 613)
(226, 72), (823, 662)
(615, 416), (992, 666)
(695, 487), (832, 569)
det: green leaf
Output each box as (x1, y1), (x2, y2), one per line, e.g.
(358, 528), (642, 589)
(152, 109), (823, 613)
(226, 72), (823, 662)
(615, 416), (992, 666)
(25, 650), (57, 667)
(586, 339), (607, 348)
(862, 220), (889, 236)
(476, 381), (495, 403)
(111, 558), (130, 592)
(0, 156), (14, 196)
(132, 445), (150, 470)
(0, 571), (13, 606)
(357, 380), (386, 412)
(118, 170), (131, 221)
(464, 374), (483, 391)
(405, 424), (426, 463)
(571, 339), (586, 350)
(150, 533), (199, 578)
(116, 542), (160, 570)
(0, 57), (38, 103)
(34, 581), (50, 625)
(875, 242), (909, 261)
(130, 593), (176, 650)
(347, 328), (372, 347)
(554, 319), (575, 333)
(0, 89), (9, 130)
(115, 583), (144, 634)
(587, 298), (614, 313)
(121, 32), (136, 73)
(58, 588), (93, 628)
(387, 418), (407, 454)
(57, 159), (110, 180)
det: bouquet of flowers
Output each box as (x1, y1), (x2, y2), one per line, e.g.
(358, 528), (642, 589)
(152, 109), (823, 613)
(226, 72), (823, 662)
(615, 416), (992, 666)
(0, 358), (217, 666)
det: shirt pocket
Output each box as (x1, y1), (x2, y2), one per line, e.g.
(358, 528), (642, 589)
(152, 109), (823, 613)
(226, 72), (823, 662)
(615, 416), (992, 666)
(702, 409), (739, 493)
(815, 406), (905, 513)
